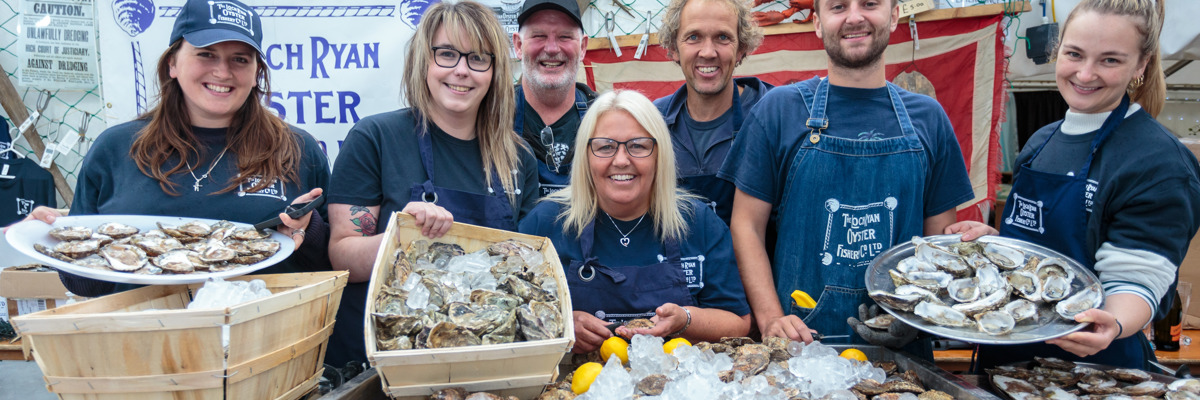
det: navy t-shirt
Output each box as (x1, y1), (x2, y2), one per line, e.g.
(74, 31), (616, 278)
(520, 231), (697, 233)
(0, 120), (55, 225)
(718, 77), (973, 219)
(518, 199), (751, 316)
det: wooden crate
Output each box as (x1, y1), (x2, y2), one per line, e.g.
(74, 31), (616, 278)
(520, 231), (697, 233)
(365, 212), (574, 399)
(11, 271), (349, 400)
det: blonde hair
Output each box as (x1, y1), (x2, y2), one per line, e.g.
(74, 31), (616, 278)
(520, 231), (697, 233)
(658, 0), (763, 63)
(1058, 0), (1166, 117)
(545, 90), (700, 242)
(403, 1), (523, 204)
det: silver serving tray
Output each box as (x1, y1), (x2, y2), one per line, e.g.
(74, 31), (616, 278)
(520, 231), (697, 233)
(832, 345), (1003, 400)
(866, 234), (1103, 345)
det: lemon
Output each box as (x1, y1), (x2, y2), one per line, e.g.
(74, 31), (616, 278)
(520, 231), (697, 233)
(791, 290), (817, 308)
(599, 336), (629, 364)
(840, 348), (868, 362)
(571, 362), (604, 394)
(663, 337), (691, 354)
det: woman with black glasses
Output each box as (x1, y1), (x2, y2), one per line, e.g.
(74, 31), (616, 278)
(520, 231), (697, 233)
(325, 1), (538, 367)
(519, 90), (749, 353)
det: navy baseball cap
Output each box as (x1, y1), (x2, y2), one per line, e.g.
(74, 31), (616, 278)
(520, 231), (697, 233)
(518, 0), (583, 29)
(169, 0), (263, 54)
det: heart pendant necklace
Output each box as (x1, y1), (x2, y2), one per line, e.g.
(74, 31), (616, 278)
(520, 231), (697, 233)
(605, 211), (646, 247)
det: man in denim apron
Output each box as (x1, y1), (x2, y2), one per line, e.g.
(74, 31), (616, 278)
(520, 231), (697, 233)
(717, 0), (973, 356)
(653, 0), (773, 227)
(513, 0), (597, 197)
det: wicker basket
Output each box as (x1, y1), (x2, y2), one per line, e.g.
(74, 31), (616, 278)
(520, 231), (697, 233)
(12, 271), (349, 400)
(365, 212), (574, 399)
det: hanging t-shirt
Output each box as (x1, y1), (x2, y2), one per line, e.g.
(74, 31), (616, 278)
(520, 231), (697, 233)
(0, 118), (55, 226)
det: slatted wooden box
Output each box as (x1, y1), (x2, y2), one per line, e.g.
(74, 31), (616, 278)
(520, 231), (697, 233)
(365, 212), (574, 399)
(11, 271), (349, 400)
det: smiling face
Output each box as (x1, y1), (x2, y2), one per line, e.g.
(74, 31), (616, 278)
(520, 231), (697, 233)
(515, 10), (586, 92)
(426, 26), (494, 127)
(813, 0), (897, 70)
(589, 110), (657, 219)
(673, 0), (742, 98)
(168, 40), (258, 128)
(1055, 11), (1148, 114)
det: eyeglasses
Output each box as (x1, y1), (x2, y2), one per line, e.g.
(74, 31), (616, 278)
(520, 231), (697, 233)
(540, 126), (561, 172)
(431, 46), (494, 72)
(588, 137), (656, 158)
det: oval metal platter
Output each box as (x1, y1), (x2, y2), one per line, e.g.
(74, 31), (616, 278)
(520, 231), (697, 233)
(6, 215), (294, 285)
(865, 234), (1104, 345)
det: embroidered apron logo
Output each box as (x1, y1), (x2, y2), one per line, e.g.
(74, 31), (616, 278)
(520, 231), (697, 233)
(821, 197), (896, 267)
(662, 254), (706, 289)
(15, 198), (34, 216)
(237, 176), (287, 200)
(1004, 192), (1045, 234)
(1084, 179), (1098, 213)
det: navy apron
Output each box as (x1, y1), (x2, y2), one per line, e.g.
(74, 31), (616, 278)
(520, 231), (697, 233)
(976, 95), (1150, 370)
(409, 123), (517, 230)
(515, 86), (589, 197)
(777, 79), (929, 350)
(675, 86), (744, 224)
(567, 219), (694, 322)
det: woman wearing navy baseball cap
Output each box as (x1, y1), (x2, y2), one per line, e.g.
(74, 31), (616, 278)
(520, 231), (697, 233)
(23, 0), (333, 295)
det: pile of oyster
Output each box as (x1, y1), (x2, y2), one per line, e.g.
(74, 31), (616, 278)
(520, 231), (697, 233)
(989, 356), (1200, 399)
(869, 237), (1103, 336)
(372, 239), (564, 351)
(35, 221), (280, 275)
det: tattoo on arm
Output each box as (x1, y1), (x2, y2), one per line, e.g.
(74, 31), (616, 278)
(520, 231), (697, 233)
(349, 205), (378, 236)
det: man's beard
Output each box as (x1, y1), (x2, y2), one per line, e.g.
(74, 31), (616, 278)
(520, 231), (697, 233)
(823, 28), (889, 70)
(523, 55), (579, 91)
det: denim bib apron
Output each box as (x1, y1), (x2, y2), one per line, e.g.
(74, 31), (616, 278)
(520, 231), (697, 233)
(976, 96), (1150, 370)
(515, 86), (589, 197)
(408, 123), (517, 231)
(676, 86), (743, 223)
(567, 220), (694, 322)
(776, 78), (928, 344)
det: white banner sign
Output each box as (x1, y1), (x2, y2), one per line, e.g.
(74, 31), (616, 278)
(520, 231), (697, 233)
(19, 0), (100, 89)
(97, 0), (469, 165)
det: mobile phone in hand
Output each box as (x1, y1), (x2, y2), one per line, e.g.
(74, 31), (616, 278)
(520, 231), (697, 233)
(253, 193), (324, 231)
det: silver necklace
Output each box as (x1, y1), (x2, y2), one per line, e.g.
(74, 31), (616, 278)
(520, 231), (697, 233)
(184, 147), (230, 192)
(605, 212), (646, 247)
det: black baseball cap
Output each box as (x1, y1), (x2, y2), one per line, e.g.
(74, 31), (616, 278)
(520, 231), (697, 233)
(518, 0), (583, 29)
(169, 0), (264, 54)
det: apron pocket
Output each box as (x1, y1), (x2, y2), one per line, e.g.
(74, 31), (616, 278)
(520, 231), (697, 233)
(789, 285), (867, 336)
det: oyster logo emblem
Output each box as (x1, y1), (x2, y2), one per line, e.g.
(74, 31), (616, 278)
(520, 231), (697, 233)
(399, 0), (439, 29)
(112, 0), (155, 38)
(16, 198), (35, 216)
(208, 1), (254, 34)
(821, 197), (896, 267)
(1004, 192), (1045, 234)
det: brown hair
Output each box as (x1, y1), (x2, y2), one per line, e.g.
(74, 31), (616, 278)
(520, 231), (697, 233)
(658, 0), (764, 62)
(1058, 0), (1166, 117)
(403, 1), (522, 204)
(131, 41), (301, 195)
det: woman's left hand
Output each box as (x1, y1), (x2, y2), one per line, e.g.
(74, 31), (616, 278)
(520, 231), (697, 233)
(621, 303), (688, 338)
(277, 188), (323, 250)
(1046, 308), (1121, 357)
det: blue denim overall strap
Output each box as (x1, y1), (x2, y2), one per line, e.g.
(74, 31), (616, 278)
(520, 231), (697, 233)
(408, 122), (517, 231)
(515, 86), (588, 196)
(775, 78), (928, 344)
(566, 218), (693, 322)
(978, 95), (1148, 370)
(675, 86), (744, 223)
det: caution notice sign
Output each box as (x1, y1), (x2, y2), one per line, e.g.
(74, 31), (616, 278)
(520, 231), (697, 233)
(18, 0), (99, 89)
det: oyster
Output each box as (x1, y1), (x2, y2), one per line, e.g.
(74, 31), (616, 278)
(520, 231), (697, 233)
(54, 239), (102, 258)
(486, 239), (537, 257)
(1106, 368), (1152, 384)
(732, 352), (770, 376)
(49, 226), (92, 241)
(499, 275), (554, 302)
(132, 235), (184, 257)
(896, 257), (938, 274)
(917, 390), (954, 400)
(1007, 270), (1043, 302)
(154, 249), (199, 273)
(1170, 378), (1200, 393)
(913, 236), (964, 269)
(984, 242), (1027, 270)
(947, 277), (980, 303)
(889, 270), (952, 292)
(952, 286), (1010, 317)
(1123, 381), (1166, 397)
(992, 375), (1041, 400)
(883, 379), (925, 393)
(852, 379), (887, 396)
(177, 221), (213, 237)
(427, 321), (481, 348)
(470, 289), (522, 311)
(1056, 285), (1102, 320)
(1041, 275), (1073, 302)
(974, 310), (1016, 335)
(35, 243), (75, 262)
(914, 301), (973, 328)
(244, 239), (281, 255)
(198, 240), (236, 263)
(1036, 356), (1077, 371)
(976, 265), (1006, 295)
(1003, 299), (1039, 323)
(96, 222), (139, 239)
(231, 228), (271, 241)
(869, 290), (923, 312)
(895, 285), (943, 305)
(1037, 258), (1075, 281)
(72, 254), (112, 270)
(517, 301), (561, 341)
(1043, 386), (1080, 399)
(372, 312), (424, 338)
(863, 313), (896, 330)
(100, 243), (148, 271)
(637, 374), (669, 395)
(1078, 373), (1121, 394)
